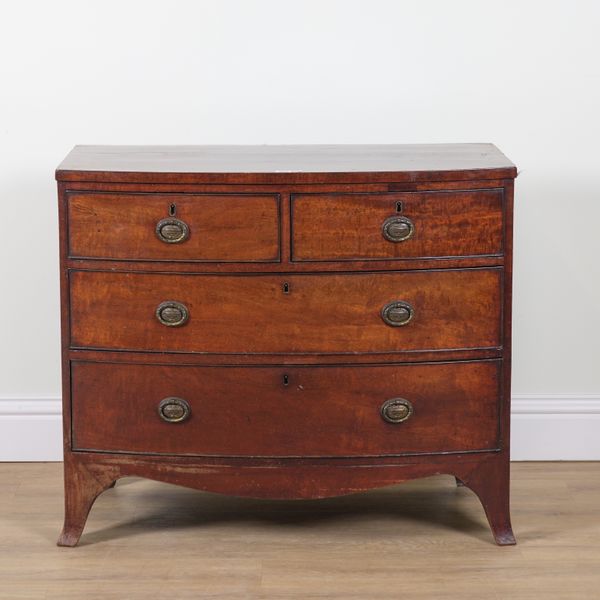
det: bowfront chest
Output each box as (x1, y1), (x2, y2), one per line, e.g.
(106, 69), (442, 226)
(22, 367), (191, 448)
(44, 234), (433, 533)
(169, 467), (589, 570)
(56, 144), (517, 546)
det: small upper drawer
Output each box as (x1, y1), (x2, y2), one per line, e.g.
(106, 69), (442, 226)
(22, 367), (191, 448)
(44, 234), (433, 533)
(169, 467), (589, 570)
(67, 192), (280, 262)
(291, 189), (504, 261)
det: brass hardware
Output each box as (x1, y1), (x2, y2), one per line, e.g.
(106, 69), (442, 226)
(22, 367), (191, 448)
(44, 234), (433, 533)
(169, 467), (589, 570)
(158, 397), (191, 423)
(382, 215), (414, 242)
(381, 300), (414, 327)
(156, 301), (189, 327)
(156, 217), (189, 243)
(381, 398), (413, 424)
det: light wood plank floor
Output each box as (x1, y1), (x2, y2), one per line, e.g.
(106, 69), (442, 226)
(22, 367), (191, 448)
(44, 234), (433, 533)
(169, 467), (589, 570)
(0, 462), (599, 599)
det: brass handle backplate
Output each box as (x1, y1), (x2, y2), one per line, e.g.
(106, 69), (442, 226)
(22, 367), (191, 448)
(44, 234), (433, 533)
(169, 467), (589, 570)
(156, 301), (189, 327)
(382, 215), (415, 242)
(158, 397), (191, 423)
(381, 398), (413, 424)
(381, 300), (414, 327)
(156, 218), (189, 243)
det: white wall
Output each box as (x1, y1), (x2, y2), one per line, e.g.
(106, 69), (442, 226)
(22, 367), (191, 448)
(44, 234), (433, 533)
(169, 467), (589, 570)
(1, 1), (599, 460)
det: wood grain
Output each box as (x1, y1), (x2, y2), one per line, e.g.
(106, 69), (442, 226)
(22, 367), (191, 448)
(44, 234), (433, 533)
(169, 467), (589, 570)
(68, 192), (280, 262)
(55, 144), (517, 184)
(68, 346), (503, 366)
(69, 268), (502, 354)
(60, 178), (510, 274)
(291, 189), (504, 261)
(71, 360), (501, 457)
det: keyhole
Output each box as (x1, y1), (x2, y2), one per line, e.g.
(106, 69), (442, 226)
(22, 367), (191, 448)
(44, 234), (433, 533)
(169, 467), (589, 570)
(283, 282), (290, 294)
(395, 201), (403, 213)
(169, 203), (177, 216)
(283, 374), (289, 386)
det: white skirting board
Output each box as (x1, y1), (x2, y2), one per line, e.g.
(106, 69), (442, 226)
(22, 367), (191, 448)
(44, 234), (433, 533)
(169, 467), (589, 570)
(0, 395), (599, 462)
(510, 395), (600, 460)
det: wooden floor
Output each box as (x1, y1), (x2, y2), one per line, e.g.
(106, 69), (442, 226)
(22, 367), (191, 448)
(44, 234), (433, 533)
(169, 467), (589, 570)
(1, 462), (599, 599)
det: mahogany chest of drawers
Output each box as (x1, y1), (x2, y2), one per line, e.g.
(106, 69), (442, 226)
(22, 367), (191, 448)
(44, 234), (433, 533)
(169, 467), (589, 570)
(56, 144), (517, 546)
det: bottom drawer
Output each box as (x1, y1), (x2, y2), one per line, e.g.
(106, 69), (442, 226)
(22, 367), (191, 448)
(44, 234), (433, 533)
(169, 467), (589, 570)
(71, 360), (501, 457)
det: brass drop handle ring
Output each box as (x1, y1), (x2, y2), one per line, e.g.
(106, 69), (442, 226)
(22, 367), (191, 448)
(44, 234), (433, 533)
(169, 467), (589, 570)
(381, 398), (413, 424)
(382, 215), (415, 242)
(158, 397), (191, 423)
(156, 301), (189, 327)
(156, 218), (189, 243)
(381, 300), (414, 327)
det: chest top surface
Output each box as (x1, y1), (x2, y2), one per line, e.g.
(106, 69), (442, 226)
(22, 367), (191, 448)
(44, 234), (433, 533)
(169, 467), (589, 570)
(56, 143), (517, 184)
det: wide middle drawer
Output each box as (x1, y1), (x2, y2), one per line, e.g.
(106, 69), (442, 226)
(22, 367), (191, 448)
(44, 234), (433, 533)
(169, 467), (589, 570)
(70, 268), (502, 354)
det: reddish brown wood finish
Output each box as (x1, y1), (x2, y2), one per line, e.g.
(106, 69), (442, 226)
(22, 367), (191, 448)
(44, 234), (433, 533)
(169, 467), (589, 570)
(71, 360), (501, 457)
(61, 177), (511, 274)
(57, 451), (514, 546)
(57, 453), (117, 547)
(291, 189), (504, 261)
(68, 346), (503, 366)
(69, 268), (502, 354)
(56, 144), (516, 547)
(56, 144), (517, 185)
(68, 192), (280, 262)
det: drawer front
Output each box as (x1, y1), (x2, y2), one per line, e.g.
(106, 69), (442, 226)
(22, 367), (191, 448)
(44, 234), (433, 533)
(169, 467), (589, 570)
(71, 360), (501, 457)
(291, 189), (503, 261)
(70, 268), (501, 354)
(67, 192), (280, 262)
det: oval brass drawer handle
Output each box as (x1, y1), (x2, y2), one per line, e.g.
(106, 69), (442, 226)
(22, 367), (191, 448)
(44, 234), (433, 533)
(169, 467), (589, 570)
(158, 397), (191, 423)
(382, 215), (414, 242)
(381, 398), (413, 424)
(381, 300), (414, 327)
(156, 218), (189, 244)
(156, 301), (189, 327)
